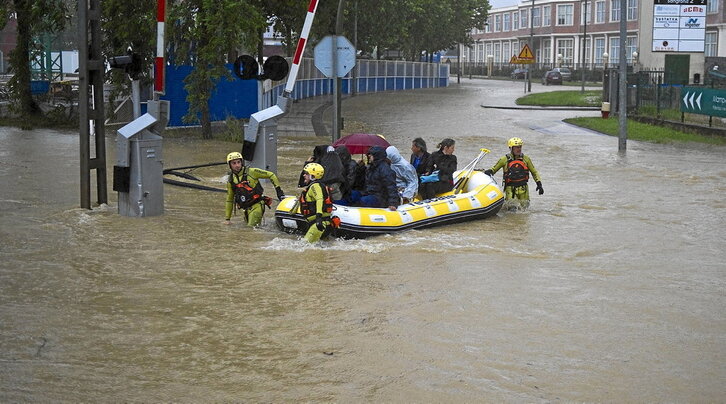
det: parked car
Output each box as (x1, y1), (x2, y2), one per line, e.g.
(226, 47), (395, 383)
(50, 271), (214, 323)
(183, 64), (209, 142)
(553, 67), (572, 81)
(542, 70), (563, 85)
(511, 68), (528, 79)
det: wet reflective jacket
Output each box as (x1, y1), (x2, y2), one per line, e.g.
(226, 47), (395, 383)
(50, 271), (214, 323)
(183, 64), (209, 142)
(225, 166), (281, 220)
(300, 181), (333, 221)
(489, 153), (541, 186)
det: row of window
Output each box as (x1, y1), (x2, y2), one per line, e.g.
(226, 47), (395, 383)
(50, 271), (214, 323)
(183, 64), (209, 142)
(482, 0), (718, 33)
(468, 31), (719, 64)
(467, 36), (638, 65)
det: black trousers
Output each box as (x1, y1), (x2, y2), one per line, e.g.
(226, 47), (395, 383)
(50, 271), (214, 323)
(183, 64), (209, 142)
(419, 181), (453, 200)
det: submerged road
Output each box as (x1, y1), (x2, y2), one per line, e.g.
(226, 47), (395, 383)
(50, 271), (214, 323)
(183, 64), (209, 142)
(1, 78), (725, 401)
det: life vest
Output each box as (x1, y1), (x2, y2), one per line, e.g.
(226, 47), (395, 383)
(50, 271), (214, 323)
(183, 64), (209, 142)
(504, 154), (529, 187)
(298, 181), (334, 220)
(229, 168), (264, 209)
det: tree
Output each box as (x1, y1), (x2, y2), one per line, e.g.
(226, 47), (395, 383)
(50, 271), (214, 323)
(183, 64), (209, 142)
(0, 0), (68, 119)
(101, 1), (156, 105)
(168, 0), (266, 139)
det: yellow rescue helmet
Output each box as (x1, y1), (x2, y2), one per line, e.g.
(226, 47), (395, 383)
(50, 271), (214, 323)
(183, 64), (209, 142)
(303, 162), (325, 180)
(226, 151), (243, 163)
(507, 137), (524, 148)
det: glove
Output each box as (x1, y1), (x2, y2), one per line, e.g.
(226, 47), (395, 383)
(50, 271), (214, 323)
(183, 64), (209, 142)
(275, 186), (285, 201)
(484, 169), (493, 176)
(315, 213), (325, 231)
(536, 181), (544, 195)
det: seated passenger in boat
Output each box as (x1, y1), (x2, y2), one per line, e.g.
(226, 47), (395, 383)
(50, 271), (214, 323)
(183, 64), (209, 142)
(298, 145), (345, 200)
(339, 146), (400, 211)
(386, 145), (418, 204)
(419, 138), (457, 200)
(410, 137), (432, 177)
(334, 145), (360, 202)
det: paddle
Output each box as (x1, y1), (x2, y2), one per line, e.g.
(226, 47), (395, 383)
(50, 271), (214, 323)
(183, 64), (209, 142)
(453, 148), (490, 194)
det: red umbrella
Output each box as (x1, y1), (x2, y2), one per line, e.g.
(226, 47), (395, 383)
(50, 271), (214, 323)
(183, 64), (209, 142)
(332, 133), (390, 155)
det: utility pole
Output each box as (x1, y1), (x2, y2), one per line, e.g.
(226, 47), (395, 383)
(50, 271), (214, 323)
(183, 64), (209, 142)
(528, 0), (535, 92)
(332, 0), (345, 141)
(618, 0), (627, 152)
(580, 0), (588, 93)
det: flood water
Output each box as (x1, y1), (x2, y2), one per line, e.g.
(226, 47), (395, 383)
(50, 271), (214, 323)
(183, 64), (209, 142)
(1, 79), (725, 401)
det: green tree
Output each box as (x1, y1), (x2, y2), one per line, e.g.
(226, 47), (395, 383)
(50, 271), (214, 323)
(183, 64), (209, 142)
(168, 0), (265, 139)
(101, 1), (156, 105)
(0, 0), (68, 119)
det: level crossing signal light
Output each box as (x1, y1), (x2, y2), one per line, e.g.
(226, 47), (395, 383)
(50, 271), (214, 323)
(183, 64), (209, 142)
(109, 51), (143, 80)
(233, 55), (289, 81)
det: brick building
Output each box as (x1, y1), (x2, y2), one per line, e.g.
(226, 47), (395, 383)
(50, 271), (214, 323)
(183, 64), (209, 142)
(466, 0), (723, 81)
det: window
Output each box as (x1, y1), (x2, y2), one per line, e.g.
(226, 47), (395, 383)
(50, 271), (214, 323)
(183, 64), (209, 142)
(532, 7), (541, 27)
(707, 0), (718, 13)
(494, 14), (501, 32)
(557, 4), (574, 25)
(595, 1), (605, 23)
(513, 42), (520, 57)
(485, 21), (491, 33)
(542, 39), (552, 64)
(706, 32), (718, 56)
(543, 6), (551, 26)
(611, 0), (620, 22)
(626, 36), (637, 62)
(609, 36), (620, 64)
(486, 43), (493, 59)
(557, 38), (574, 65)
(594, 37), (605, 65)
(627, 0), (637, 20)
(503, 13), (511, 31)
(581, 1), (591, 24)
(503, 42), (511, 61)
(513, 12), (519, 30)
(495, 43), (501, 63)
(584, 38), (592, 65)
(521, 9), (528, 28)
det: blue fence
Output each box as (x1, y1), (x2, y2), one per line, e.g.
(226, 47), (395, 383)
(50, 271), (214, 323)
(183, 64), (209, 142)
(162, 58), (449, 127)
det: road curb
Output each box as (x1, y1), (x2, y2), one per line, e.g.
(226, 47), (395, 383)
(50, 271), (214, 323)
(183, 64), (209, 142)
(481, 105), (600, 111)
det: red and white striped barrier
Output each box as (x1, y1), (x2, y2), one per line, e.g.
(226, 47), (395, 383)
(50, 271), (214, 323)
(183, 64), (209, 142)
(154, 0), (166, 94)
(284, 0), (319, 95)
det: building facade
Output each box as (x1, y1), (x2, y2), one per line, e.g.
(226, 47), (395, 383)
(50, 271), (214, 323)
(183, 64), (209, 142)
(467, 0), (724, 81)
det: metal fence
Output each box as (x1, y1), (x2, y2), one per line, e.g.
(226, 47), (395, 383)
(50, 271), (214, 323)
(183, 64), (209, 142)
(451, 61), (619, 83)
(261, 58), (450, 109)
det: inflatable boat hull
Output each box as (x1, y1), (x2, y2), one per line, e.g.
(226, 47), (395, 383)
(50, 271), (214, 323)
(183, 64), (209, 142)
(275, 170), (504, 239)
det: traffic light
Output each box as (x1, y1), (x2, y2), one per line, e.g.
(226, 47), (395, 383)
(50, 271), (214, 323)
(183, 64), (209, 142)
(233, 55), (289, 81)
(109, 52), (143, 79)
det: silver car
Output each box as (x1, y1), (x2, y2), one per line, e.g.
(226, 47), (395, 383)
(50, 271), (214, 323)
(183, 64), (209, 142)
(553, 67), (572, 81)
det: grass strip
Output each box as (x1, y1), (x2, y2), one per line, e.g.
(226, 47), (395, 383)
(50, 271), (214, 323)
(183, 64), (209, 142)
(564, 116), (726, 145)
(516, 90), (602, 107)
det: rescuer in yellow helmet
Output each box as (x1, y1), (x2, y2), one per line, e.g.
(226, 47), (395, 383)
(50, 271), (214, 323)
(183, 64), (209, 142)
(224, 152), (285, 227)
(298, 163), (336, 243)
(484, 137), (543, 210)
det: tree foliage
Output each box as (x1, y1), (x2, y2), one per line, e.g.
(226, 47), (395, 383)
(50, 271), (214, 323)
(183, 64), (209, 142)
(101, 0), (156, 102)
(168, 0), (265, 138)
(0, 0), (68, 119)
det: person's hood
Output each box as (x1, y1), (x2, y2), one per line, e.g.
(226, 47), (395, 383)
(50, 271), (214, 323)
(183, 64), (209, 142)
(386, 146), (402, 164)
(368, 146), (387, 162)
(335, 146), (352, 164)
(313, 145), (329, 161)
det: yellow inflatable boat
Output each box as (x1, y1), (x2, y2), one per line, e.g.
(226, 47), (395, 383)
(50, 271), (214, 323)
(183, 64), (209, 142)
(275, 149), (505, 239)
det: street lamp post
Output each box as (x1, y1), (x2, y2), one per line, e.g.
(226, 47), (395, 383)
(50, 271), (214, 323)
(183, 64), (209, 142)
(528, 0), (535, 92)
(487, 54), (494, 78)
(603, 52), (609, 69)
(557, 53), (563, 68)
(632, 51), (639, 72)
(580, 0), (588, 93)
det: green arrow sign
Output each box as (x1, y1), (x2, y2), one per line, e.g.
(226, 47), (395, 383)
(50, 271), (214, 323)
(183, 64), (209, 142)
(681, 87), (726, 118)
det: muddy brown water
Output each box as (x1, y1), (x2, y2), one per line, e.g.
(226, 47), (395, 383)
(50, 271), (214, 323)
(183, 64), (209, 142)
(1, 79), (725, 401)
